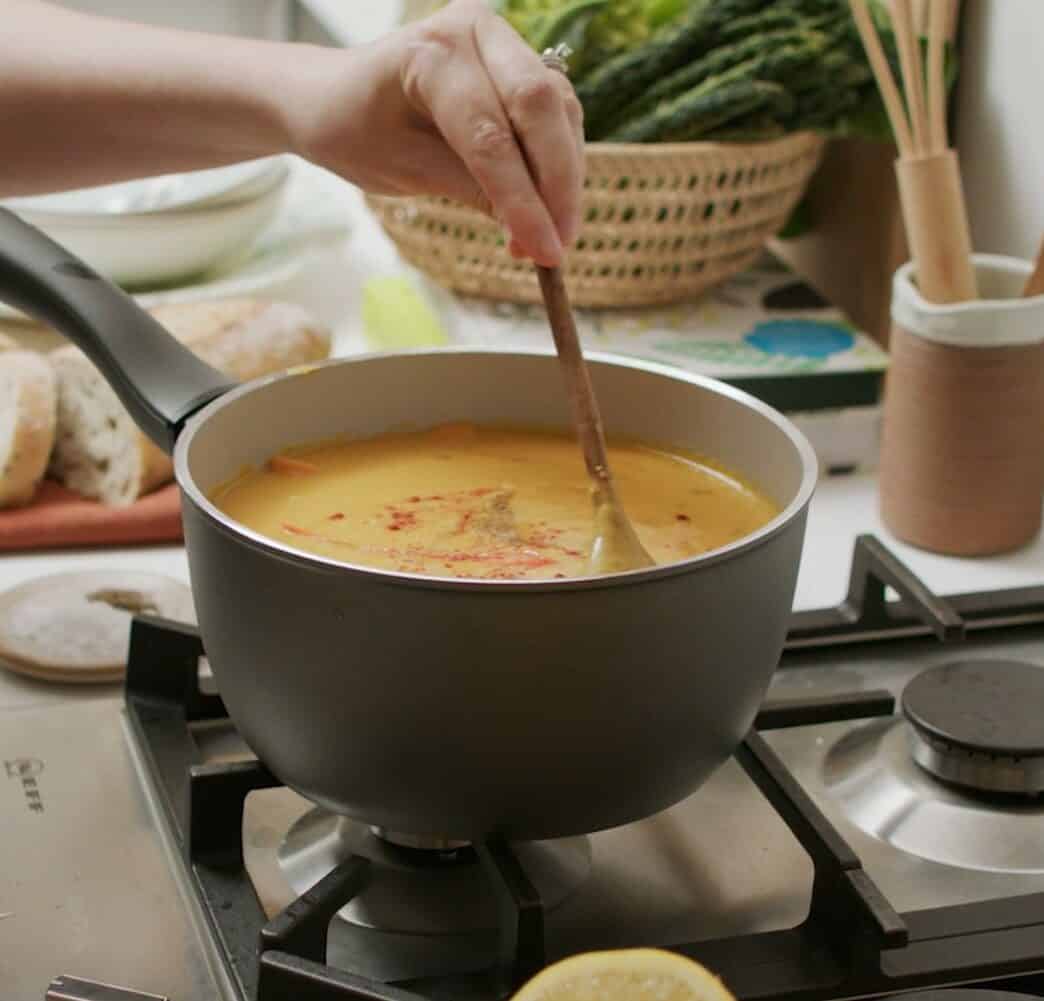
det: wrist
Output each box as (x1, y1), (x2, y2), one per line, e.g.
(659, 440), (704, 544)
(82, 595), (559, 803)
(274, 43), (373, 166)
(191, 37), (355, 165)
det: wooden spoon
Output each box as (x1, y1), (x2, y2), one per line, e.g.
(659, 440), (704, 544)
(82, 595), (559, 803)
(531, 44), (653, 574)
(536, 266), (655, 574)
(1023, 236), (1044, 297)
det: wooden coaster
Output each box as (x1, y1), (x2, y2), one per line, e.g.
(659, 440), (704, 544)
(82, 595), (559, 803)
(0, 571), (195, 684)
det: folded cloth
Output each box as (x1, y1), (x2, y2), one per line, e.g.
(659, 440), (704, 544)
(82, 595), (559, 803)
(0, 482), (182, 551)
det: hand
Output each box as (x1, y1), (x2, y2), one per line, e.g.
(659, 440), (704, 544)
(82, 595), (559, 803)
(291, 0), (585, 266)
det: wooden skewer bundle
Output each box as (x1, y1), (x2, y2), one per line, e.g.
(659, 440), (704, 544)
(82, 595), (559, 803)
(849, 0), (977, 303)
(1024, 236), (1044, 298)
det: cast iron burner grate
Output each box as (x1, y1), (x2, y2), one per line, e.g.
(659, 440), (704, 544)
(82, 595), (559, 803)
(124, 535), (1044, 1001)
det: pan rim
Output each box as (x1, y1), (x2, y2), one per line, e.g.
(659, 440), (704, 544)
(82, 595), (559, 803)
(173, 347), (818, 592)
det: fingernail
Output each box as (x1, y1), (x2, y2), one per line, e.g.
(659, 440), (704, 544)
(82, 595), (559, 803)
(540, 228), (564, 266)
(563, 216), (581, 247)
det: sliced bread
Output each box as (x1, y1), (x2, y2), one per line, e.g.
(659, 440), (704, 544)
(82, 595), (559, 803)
(49, 299), (331, 506)
(146, 300), (331, 382)
(0, 350), (58, 508)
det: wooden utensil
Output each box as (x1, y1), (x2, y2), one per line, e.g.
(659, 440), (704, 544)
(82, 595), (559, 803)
(535, 44), (653, 575)
(535, 266), (654, 574)
(530, 43), (651, 576)
(850, 0), (976, 304)
(1023, 236), (1044, 297)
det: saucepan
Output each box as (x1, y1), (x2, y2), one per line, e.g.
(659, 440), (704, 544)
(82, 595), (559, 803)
(0, 207), (816, 841)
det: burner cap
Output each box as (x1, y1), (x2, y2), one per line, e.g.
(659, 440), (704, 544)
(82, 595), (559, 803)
(902, 660), (1044, 795)
(897, 991), (1042, 1001)
(370, 827), (470, 853)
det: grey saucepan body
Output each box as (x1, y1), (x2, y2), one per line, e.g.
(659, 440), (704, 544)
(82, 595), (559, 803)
(0, 207), (816, 840)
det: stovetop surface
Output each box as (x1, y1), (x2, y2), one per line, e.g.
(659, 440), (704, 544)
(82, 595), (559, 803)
(231, 619), (1044, 987)
(4, 538), (1044, 1001)
(0, 697), (229, 1001)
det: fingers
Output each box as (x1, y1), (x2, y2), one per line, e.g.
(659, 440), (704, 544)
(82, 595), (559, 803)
(382, 127), (553, 263)
(387, 125), (493, 212)
(400, 1), (584, 265)
(474, 12), (585, 248)
(401, 14), (560, 265)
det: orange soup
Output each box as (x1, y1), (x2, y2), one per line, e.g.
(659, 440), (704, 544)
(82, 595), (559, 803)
(211, 423), (779, 579)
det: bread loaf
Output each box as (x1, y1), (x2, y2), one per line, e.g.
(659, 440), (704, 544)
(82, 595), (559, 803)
(49, 299), (331, 506)
(0, 350), (58, 508)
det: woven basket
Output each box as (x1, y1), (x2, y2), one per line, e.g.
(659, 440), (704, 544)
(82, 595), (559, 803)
(367, 131), (825, 309)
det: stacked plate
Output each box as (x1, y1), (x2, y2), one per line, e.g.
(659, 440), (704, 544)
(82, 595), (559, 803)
(3, 156), (290, 290)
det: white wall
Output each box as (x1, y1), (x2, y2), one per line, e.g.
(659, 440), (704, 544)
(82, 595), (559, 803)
(285, 0), (404, 45)
(51, 0), (406, 44)
(955, 0), (1044, 260)
(53, 0), (290, 38)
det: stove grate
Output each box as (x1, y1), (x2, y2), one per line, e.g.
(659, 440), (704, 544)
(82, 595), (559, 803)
(124, 536), (1044, 1001)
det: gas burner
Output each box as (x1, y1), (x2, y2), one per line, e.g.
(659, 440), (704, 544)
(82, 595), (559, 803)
(822, 718), (1044, 873)
(898, 991), (1042, 1001)
(902, 660), (1044, 795)
(243, 787), (591, 936)
(371, 828), (471, 852)
(278, 810), (591, 935)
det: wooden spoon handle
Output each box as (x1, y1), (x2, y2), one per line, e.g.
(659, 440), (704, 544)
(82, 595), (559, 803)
(536, 265), (613, 493)
(534, 45), (617, 501)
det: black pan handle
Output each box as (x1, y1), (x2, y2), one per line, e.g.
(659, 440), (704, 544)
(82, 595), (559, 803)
(0, 207), (235, 454)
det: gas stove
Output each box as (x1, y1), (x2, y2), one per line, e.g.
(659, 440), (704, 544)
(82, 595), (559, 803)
(5, 534), (1044, 1001)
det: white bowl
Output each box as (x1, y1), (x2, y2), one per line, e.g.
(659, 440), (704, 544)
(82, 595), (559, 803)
(6, 157), (289, 216)
(8, 170), (289, 289)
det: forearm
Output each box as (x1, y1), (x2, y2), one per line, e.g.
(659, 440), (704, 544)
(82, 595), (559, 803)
(0, 0), (336, 196)
(0, 0), (583, 264)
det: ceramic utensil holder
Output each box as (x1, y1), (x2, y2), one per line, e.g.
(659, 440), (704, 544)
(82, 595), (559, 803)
(879, 255), (1044, 556)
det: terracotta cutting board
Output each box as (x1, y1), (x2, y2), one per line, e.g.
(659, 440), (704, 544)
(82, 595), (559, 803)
(0, 481), (182, 552)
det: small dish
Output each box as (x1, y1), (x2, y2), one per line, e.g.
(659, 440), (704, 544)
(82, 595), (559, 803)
(4, 157), (289, 216)
(3, 159), (290, 288)
(0, 157), (352, 323)
(0, 222), (318, 327)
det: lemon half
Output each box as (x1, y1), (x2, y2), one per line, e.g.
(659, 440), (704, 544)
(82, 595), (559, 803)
(511, 948), (738, 1001)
